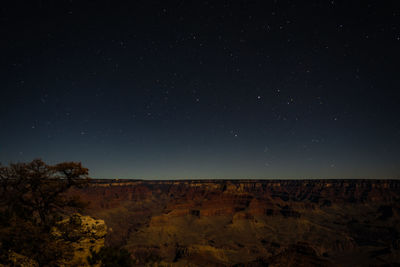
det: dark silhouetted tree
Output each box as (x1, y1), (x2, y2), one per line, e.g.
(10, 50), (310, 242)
(0, 159), (89, 265)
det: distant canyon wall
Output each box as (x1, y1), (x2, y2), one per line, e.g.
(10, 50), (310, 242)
(67, 179), (400, 266)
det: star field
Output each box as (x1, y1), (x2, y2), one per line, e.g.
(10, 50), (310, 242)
(1, 1), (399, 179)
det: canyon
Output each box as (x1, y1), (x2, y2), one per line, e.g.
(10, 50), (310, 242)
(69, 179), (400, 266)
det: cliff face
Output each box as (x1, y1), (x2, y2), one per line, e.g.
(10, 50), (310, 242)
(69, 179), (400, 266)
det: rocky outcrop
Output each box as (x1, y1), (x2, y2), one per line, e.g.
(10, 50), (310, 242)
(1, 214), (107, 267)
(52, 213), (107, 266)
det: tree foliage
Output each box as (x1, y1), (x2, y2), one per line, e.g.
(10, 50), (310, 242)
(88, 246), (133, 267)
(0, 159), (89, 266)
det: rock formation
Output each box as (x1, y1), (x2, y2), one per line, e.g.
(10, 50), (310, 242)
(52, 213), (107, 266)
(2, 214), (107, 267)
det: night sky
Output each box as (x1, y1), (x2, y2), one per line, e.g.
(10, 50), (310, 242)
(1, 1), (399, 179)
